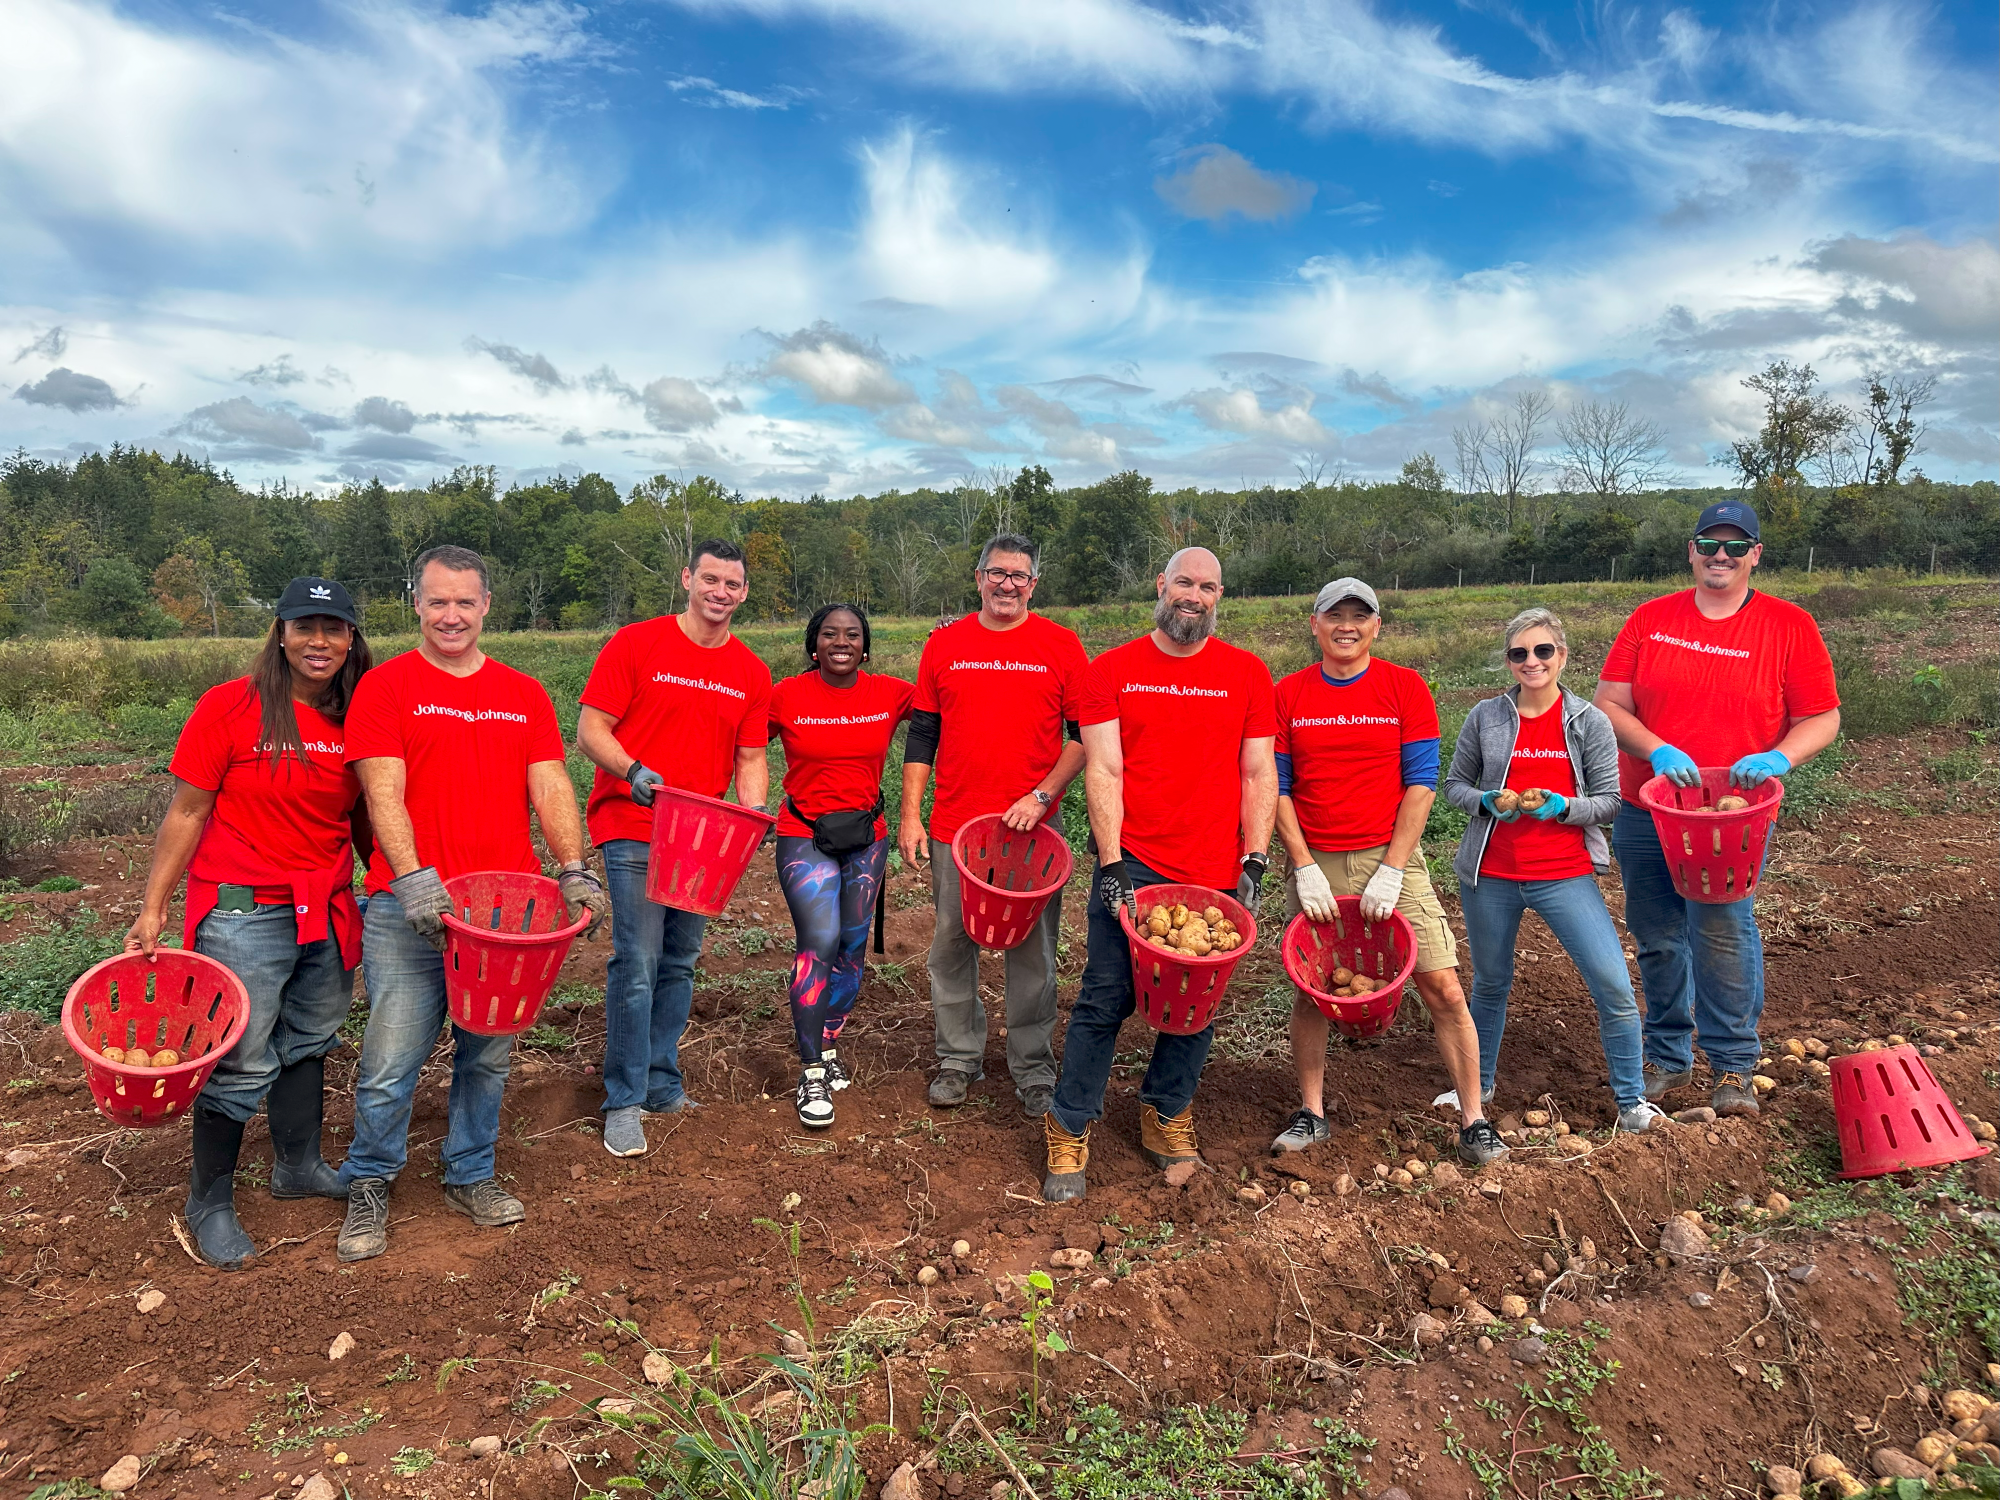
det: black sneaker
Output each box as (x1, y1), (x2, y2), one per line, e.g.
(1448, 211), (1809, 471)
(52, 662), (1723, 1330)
(928, 1069), (976, 1107)
(1458, 1119), (1510, 1167)
(337, 1176), (391, 1262)
(796, 1067), (835, 1129)
(1270, 1109), (1330, 1155)
(443, 1178), (526, 1228)
(821, 1049), (851, 1092)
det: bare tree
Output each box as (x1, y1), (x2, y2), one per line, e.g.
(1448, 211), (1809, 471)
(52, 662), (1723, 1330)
(1451, 422), (1493, 502)
(1295, 451), (1337, 490)
(1487, 389), (1552, 531)
(520, 567), (550, 629)
(1557, 400), (1669, 508)
(885, 527), (936, 614)
(1853, 371), (1936, 488)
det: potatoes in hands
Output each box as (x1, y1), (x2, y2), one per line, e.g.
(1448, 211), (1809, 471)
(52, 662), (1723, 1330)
(1143, 900), (1242, 956)
(1517, 788), (1549, 811)
(1492, 789), (1521, 814)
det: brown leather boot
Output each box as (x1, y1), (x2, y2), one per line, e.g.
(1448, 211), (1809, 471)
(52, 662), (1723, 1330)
(1042, 1115), (1090, 1203)
(1139, 1102), (1200, 1169)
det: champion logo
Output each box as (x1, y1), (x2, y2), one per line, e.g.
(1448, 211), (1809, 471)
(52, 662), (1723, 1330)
(308, 585), (332, 599)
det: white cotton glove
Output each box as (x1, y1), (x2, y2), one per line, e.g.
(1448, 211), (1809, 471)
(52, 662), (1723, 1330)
(1292, 861), (1336, 923)
(1359, 862), (1405, 924)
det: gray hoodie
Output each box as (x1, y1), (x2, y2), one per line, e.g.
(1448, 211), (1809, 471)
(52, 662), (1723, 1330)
(1443, 686), (1622, 889)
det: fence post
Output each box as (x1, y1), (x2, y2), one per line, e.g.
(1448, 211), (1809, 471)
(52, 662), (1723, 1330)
(1456, 569), (1463, 588)
(1529, 563), (1536, 586)
(1930, 544), (1938, 576)
(1609, 557), (1616, 583)
(1806, 547), (1813, 574)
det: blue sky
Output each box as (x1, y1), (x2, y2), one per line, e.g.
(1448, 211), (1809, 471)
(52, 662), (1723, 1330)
(3, 0), (1995, 496)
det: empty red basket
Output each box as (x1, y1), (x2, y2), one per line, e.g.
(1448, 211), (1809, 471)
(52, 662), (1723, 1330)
(952, 814), (1075, 950)
(1640, 770), (1783, 904)
(1831, 1044), (1990, 1179)
(1282, 898), (1417, 1041)
(645, 787), (777, 917)
(63, 951), (250, 1127)
(443, 872), (590, 1036)
(1120, 883), (1257, 1036)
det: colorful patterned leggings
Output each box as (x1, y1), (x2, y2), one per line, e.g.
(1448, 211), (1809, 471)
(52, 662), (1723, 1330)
(774, 835), (886, 1064)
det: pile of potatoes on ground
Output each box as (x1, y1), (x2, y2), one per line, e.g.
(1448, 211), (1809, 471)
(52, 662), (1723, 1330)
(1141, 900), (1243, 956)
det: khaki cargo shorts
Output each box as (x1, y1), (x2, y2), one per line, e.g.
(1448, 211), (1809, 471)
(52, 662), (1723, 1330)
(1283, 844), (1459, 974)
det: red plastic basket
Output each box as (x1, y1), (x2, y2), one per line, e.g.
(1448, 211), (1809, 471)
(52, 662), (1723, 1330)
(1119, 883), (1257, 1036)
(1281, 898), (1418, 1041)
(1639, 770), (1784, 904)
(1831, 1044), (1991, 1179)
(442, 872), (590, 1036)
(62, 951), (250, 1127)
(644, 787), (777, 917)
(952, 814), (1075, 950)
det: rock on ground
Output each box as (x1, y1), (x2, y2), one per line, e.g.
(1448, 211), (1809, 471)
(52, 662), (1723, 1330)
(1658, 1218), (1711, 1263)
(100, 1456), (142, 1493)
(880, 1461), (923, 1500)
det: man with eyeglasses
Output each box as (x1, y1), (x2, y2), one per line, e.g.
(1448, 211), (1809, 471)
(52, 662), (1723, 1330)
(901, 534), (1089, 1116)
(1594, 500), (1840, 1118)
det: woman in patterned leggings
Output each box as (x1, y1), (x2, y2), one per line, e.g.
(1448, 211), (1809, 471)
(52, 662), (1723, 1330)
(768, 604), (913, 1127)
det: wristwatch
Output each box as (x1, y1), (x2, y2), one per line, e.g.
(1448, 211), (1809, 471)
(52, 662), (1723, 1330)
(1031, 789), (1053, 807)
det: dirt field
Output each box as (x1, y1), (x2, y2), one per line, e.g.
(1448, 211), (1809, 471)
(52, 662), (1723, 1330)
(1, 722), (1996, 1500)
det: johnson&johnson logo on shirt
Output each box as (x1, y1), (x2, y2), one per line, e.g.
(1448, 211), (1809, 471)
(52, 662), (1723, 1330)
(948, 660), (1049, 673)
(1512, 747), (1571, 759)
(1124, 682), (1228, 698)
(1292, 713), (1397, 727)
(651, 671), (748, 699)
(414, 704), (528, 724)
(1649, 631), (1751, 660)
(256, 739), (343, 755)
(795, 712), (895, 726)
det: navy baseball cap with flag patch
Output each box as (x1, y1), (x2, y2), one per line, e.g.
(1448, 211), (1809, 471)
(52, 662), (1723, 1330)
(275, 576), (359, 625)
(1694, 499), (1760, 540)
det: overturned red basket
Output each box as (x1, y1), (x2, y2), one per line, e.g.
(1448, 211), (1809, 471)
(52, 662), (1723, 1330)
(442, 872), (590, 1036)
(952, 813), (1074, 950)
(1119, 883), (1257, 1036)
(1831, 1043), (1990, 1179)
(1639, 770), (1783, 904)
(1282, 897), (1417, 1041)
(645, 787), (777, 917)
(63, 950), (250, 1127)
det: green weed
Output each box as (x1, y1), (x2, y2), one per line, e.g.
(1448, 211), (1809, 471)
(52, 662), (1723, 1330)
(390, 1448), (436, 1476)
(0, 909), (123, 1020)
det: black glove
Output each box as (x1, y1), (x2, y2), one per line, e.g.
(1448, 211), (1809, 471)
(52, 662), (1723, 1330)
(390, 865), (452, 953)
(627, 762), (664, 808)
(557, 863), (608, 937)
(1096, 860), (1138, 926)
(1236, 852), (1268, 910)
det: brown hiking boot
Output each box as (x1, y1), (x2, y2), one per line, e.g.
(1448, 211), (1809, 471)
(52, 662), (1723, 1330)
(1139, 1103), (1200, 1169)
(1042, 1115), (1090, 1203)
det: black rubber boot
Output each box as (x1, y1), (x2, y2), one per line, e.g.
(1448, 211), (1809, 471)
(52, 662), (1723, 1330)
(267, 1054), (343, 1199)
(186, 1106), (256, 1270)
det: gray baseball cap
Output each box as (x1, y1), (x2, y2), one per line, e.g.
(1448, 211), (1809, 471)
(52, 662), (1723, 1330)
(1313, 577), (1379, 615)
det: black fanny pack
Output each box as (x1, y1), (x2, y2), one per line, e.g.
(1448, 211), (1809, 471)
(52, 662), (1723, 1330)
(788, 797), (883, 858)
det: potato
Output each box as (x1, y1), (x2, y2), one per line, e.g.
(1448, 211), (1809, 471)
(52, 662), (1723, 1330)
(124, 1049), (152, 1069)
(1215, 931), (1239, 950)
(1331, 965), (1355, 986)
(1170, 904), (1190, 927)
(1147, 913), (1170, 936)
(100, 1045), (126, 1064)
(1517, 788), (1548, 811)
(151, 1049), (180, 1068)
(1493, 789), (1521, 814)
(1148, 904), (1169, 924)
(1715, 795), (1749, 812)
(1189, 936), (1212, 956)
(1202, 905), (1224, 926)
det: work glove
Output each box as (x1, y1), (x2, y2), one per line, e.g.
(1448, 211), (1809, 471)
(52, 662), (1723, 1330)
(1479, 790), (1521, 822)
(557, 863), (609, 937)
(1359, 862), (1404, 924)
(1291, 860), (1336, 923)
(1729, 750), (1790, 787)
(1236, 852), (1268, 911)
(1648, 744), (1701, 787)
(627, 762), (665, 808)
(1096, 860), (1138, 927)
(1527, 791), (1568, 822)
(390, 865), (453, 953)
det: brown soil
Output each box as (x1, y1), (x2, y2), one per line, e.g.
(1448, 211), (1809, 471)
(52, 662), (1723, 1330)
(0, 731), (1995, 1499)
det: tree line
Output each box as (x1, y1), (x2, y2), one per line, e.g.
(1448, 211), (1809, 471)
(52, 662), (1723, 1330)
(2, 361), (1992, 638)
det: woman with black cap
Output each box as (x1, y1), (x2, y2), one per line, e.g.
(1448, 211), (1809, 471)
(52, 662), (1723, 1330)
(125, 577), (374, 1268)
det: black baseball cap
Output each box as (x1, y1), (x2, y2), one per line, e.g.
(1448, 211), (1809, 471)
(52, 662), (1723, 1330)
(275, 577), (359, 625)
(1694, 499), (1760, 541)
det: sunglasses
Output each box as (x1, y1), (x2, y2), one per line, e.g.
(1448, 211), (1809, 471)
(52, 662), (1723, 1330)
(1506, 643), (1558, 663)
(1693, 538), (1755, 558)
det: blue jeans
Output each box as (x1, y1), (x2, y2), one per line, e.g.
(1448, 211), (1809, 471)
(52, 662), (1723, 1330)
(1612, 801), (1765, 1077)
(1051, 855), (1211, 1135)
(340, 893), (514, 1188)
(1460, 873), (1644, 1108)
(193, 903), (354, 1123)
(602, 839), (709, 1112)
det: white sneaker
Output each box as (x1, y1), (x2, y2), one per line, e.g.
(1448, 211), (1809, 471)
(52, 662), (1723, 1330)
(1617, 1100), (1671, 1133)
(821, 1048), (851, 1091)
(796, 1067), (835, 1129)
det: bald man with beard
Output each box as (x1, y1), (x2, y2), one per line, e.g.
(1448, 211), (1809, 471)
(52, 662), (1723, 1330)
(1042, 548), (1278, 1203)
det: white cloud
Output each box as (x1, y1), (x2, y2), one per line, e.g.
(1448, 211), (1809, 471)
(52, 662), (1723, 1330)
(1155, 145), (1315, 223)
(1175, 385), (1331, 444)
(666, 74), (807, 109)
(641, 376), (721, 431)
(13, 366), (122, 411)
(759, 321), (914, 408)
(173, 396), (321, 452)
(1808, 233), (2000, 349)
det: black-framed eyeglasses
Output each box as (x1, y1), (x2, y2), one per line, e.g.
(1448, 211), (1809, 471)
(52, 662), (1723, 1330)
(979, 567), (1034, 587)
(1506, 643), (1558, 664)
(1693, 538), (1755, 558)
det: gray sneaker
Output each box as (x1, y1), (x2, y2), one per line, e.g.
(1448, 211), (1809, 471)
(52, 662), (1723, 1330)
(1270, 1109), (1331, 1155)
(337, 1176), (391, 1263)
(928, 1069), (977, 1107)
(1018, 1085), (1054, 1118)
(1616, 1101), (1671, 1133)
(1458, 1120), (1510, 1167)
(1641, 1063), (1695, 1102)
(443, 1178), (526, 1228)
(1712, 1073), (1761, 1118)
(603, 1106), (647, 1158)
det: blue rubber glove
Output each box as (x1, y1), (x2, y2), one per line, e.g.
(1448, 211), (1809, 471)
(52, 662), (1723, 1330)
(1479, 790), (1521, 822)
(1648, 744), (1701, 787)
(1729, 750), (1791, 787)
(1528, 791), (1568, 821)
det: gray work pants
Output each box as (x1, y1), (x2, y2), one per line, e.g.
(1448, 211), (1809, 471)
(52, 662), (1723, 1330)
(926, 837), (1062, 1095)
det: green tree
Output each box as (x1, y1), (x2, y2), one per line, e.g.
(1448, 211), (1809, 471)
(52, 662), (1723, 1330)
(1060, 470), (1159, 603)
(77, 555), (173, 637)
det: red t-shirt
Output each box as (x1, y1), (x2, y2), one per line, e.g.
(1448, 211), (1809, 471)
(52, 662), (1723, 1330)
(1275, 659), (1440, 852)
(771, 671), (916, 841)
(1079, 635), (1276, 889)
(912, 612), (1088, 845)
(579, 615), (773, 846)
(344, 651), (566, 895)
(1478, 703), (1591, 881)
(170, 677), (360, 898)
(1599, 589), (1840, 803)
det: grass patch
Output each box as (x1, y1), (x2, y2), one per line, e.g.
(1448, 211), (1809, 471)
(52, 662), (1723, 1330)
(1831, 652), (2000, 739)
(0, 909), (124, 1020)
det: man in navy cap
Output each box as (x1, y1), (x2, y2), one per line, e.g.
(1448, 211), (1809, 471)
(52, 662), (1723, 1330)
(1593, 501), (1841, 1116)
